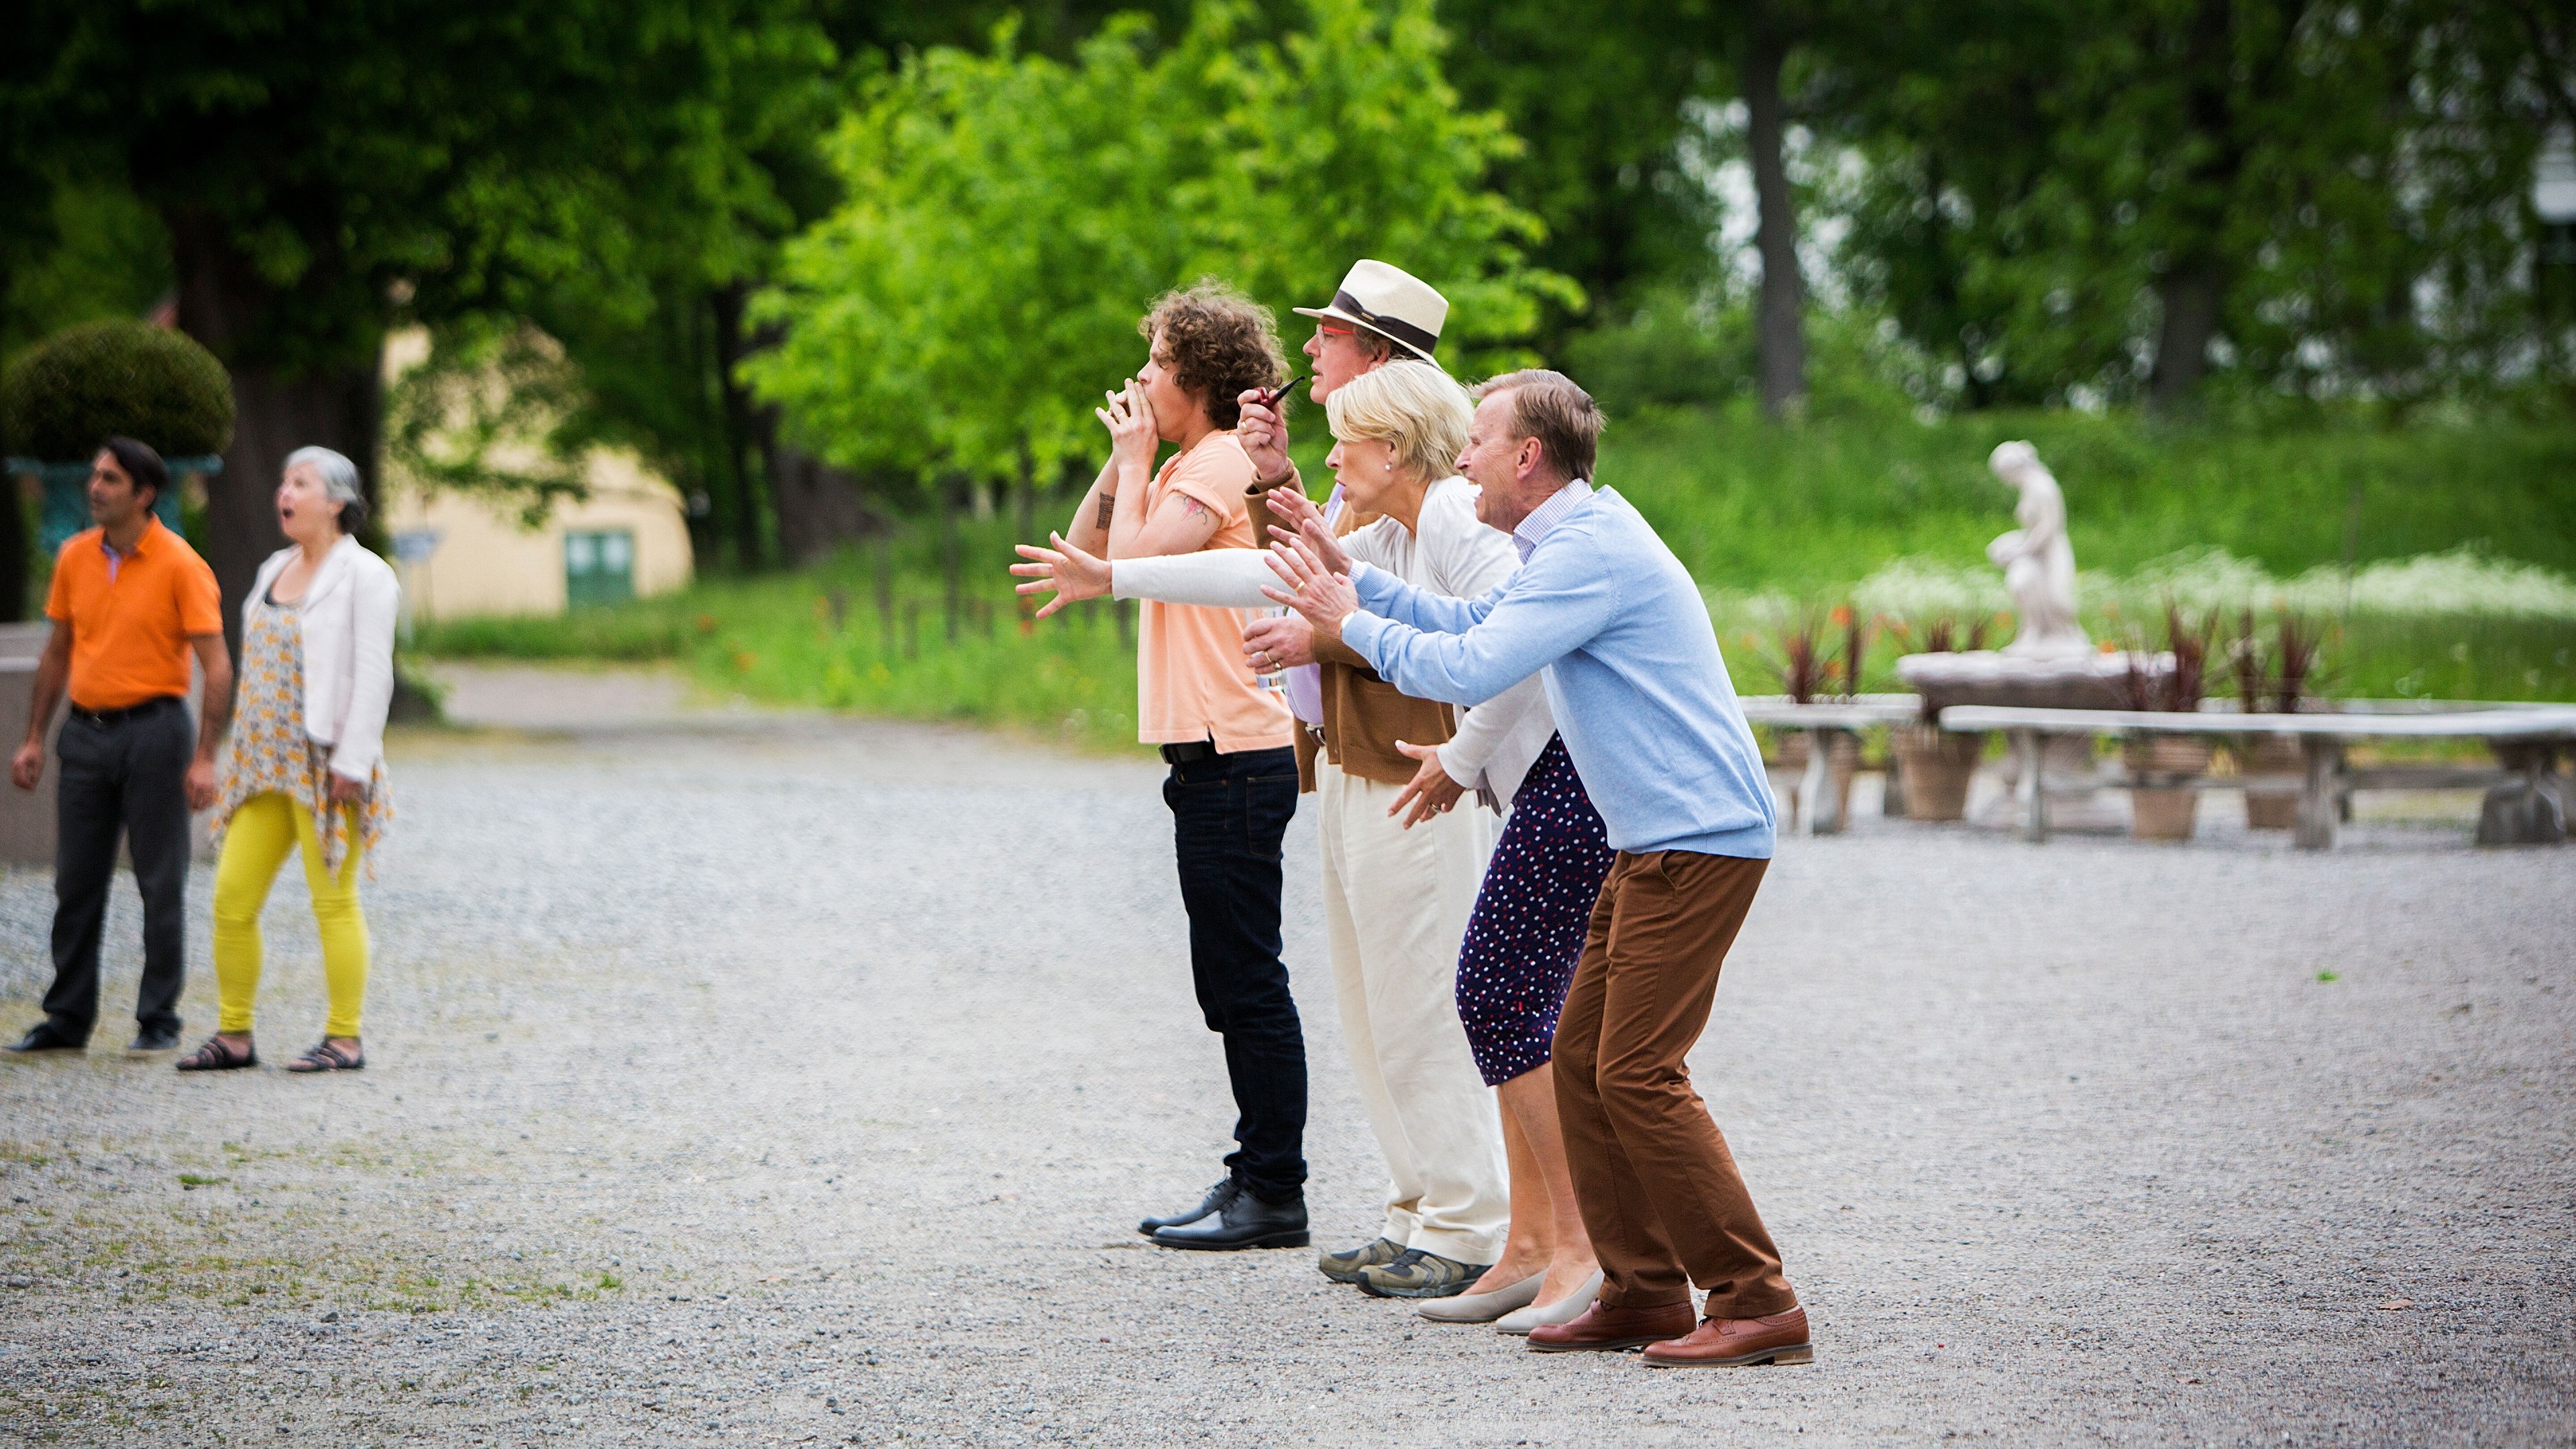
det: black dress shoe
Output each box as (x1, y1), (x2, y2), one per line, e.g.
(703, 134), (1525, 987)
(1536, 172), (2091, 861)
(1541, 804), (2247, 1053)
(129, 1024), (182, 1053)
(1150, 1189), (1309, 1252)
(5, 1022), (87, 1053)
(1139, 1174), (1243, 1236)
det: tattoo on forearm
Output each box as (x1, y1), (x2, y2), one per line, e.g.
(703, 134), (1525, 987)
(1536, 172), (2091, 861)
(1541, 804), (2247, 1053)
(1095, 493), (1115, 529)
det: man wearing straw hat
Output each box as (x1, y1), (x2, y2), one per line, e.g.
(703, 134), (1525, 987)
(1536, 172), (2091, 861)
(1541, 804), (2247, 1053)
(1220, 263), (1516, 1295)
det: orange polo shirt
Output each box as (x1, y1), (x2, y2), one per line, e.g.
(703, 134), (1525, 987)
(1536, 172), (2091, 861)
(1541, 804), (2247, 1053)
(44, 517), (223, 711)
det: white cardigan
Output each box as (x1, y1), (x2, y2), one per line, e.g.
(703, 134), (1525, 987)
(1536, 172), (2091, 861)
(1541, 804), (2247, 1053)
(246, 536), (401, 783)
(1114, 478), (1557, 810)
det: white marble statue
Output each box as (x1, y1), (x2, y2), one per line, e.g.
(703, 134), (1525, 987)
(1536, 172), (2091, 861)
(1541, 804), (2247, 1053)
(1986, 441), (2090, 659)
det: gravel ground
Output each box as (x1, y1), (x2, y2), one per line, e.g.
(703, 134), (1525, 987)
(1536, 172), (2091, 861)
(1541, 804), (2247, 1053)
(1, 667), (2569, 1448)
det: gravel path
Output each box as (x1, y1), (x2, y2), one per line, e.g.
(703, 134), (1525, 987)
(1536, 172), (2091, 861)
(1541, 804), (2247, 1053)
(1, 669), (2569, 1447)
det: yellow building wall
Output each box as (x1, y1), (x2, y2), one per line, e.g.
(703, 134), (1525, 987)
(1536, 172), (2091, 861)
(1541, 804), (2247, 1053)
(382, 449), (695, 621)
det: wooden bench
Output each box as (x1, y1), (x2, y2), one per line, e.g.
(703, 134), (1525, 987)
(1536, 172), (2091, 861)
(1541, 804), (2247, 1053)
(1935, 703), (2576, 849)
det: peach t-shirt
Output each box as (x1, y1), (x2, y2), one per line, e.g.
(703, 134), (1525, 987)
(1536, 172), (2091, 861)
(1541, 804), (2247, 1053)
(1134, 432), (1295, 752)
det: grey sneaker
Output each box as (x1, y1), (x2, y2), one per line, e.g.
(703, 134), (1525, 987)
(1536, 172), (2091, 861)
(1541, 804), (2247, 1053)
(1356, 1248), (1492, 1299)
(1318, 1236), (1406, 1283)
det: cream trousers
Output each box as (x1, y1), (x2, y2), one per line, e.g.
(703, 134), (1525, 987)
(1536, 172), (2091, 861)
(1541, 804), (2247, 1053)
(1315, 757), (1509, 1264)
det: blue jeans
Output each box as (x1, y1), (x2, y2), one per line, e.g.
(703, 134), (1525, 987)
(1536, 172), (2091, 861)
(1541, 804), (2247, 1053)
(1163, 745), (1306, 1201)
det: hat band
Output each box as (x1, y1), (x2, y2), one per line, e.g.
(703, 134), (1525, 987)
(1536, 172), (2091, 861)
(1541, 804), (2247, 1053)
(1332, 290), (1439, 356)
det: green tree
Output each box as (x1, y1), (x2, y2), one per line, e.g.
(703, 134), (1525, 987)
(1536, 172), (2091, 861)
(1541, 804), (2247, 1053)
(1, 0), (839, 622)
(746, 0), (1572, 504)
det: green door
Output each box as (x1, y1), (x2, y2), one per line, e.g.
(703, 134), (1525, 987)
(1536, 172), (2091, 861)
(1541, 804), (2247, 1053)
(564, 529), (635, 608)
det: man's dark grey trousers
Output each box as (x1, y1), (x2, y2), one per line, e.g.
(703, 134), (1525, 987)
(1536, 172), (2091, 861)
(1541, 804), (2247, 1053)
(42, 697), (192, 1042)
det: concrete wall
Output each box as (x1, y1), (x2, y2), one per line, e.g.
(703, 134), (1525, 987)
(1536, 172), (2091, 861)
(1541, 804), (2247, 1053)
(0, 622), (206, 869)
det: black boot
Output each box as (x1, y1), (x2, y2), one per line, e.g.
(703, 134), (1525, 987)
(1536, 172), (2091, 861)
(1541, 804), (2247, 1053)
(5, 1022), (86, 1053)
(1138, 1173), (1244, 1237)
(1150, 1189), (1309, 1251)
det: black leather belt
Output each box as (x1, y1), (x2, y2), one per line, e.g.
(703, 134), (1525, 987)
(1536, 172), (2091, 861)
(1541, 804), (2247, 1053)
(1159, 740), (1219, 765)
(70, 696), (183, 728)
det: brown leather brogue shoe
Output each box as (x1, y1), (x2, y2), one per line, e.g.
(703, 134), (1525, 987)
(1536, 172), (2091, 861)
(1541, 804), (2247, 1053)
(1524, 1299), (1697, 1353)
(1640, 1305), (1813, 1367)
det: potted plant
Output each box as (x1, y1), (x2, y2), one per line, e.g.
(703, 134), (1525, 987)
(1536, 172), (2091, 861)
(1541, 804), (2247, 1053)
(1752, 610), (1861, 827)
(1, 319), (233, 555)
(2224, 611), (2328, 829)
(1887, 615), (1986, 821)
(2118, 606), (2214, 840)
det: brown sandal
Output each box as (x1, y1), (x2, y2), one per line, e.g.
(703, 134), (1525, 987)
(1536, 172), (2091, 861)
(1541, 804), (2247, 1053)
(284, 1040), (364, 1073)
(174, 1036), (257, 1072)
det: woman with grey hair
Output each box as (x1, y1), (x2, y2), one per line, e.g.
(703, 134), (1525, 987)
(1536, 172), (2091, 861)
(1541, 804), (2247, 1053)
(176, 446), (399, 1075)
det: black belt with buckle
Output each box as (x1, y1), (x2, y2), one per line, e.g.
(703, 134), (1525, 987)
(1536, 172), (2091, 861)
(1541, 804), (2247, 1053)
(70, 696), (183, 729)
(1159, 740), (1219, 765)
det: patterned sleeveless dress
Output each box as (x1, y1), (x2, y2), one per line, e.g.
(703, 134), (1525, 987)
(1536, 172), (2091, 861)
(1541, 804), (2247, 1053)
(209, 588), (392, 877)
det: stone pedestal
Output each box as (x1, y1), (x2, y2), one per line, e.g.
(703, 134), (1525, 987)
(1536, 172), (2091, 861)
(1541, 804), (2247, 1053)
(1899, 650), (2167, 835)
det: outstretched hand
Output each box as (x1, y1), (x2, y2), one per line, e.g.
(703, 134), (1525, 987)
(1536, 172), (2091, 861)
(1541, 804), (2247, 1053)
(1010, 533), (1112, 619)
(1387, 739), (1466, 828)
(1260, 533), (1361, 643)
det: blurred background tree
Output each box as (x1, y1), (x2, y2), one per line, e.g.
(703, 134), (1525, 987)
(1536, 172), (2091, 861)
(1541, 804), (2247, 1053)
(1, 0), (2569, 627)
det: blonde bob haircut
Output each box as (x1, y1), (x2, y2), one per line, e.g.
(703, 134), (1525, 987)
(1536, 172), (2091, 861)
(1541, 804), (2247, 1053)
(1324, 360), (1474, 483)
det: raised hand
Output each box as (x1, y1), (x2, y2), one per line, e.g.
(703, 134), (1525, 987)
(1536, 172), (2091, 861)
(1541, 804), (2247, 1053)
(1260, 484), (1326, 548)
(1098, 380), (1160, 477)
(1242, 612), (1318, 672)
(1237, 391), (1292, 485)
(1010, 532), (1113, 619)
(1278, 513), (1353, 580)
(1387, 739), (1466, 828)
(1260, 533), (1362, 642)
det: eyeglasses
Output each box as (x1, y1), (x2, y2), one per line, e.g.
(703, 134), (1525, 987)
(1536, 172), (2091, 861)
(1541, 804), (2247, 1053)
(1316, 322), (1357, 337)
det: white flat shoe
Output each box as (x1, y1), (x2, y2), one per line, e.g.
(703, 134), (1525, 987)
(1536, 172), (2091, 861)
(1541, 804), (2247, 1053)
(1493, 1270), (1603, 1336)
(1415, 1271), (1545, 1324)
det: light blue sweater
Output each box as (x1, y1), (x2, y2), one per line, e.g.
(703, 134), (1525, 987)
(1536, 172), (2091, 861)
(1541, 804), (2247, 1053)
(1342, 486), (1776, 859)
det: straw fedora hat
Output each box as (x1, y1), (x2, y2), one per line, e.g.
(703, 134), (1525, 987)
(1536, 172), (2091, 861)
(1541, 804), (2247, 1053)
(1293, 260), (1448, 367)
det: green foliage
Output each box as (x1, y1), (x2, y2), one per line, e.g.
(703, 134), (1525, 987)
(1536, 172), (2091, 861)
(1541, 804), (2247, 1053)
(1, 319), (233, 461)
(747, 0), (1574, 490)
(0, 182), (172, 367)
(416, 515), (1149, 751)
(1608, 407), (2576, 595)
(1831, 0), (2575, 408)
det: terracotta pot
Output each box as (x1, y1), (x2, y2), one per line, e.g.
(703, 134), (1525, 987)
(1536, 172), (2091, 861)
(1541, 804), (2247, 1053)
(1891, 722), (1982, 822)
(2125, 735), (2212, 841)
(2233, 733), (2303, 830)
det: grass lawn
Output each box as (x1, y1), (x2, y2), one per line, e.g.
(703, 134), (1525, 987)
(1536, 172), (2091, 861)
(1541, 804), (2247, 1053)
(414, 408), (2576, 748)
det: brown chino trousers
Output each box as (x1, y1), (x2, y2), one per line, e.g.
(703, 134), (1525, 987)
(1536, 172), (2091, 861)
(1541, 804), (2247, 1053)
(1552, 849), (1795, 1317)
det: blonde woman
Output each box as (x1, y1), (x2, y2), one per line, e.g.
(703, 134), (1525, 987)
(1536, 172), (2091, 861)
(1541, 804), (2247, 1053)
(176, 447), (396, 1075)
(1018, 362), (1547, 1298)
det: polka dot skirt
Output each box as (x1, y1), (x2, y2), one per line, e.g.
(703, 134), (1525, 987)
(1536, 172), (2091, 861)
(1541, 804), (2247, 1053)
(1455, 733), (1615, 1086)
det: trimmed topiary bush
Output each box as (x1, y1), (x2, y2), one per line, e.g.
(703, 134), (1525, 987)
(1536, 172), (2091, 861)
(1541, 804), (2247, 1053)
(1, 319), (233, 463)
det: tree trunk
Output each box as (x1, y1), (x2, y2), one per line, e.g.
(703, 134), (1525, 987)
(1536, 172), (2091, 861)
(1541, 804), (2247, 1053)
(2146, 0), (2249, 415)
(0, 471), (27, 623)
(2149, 262), (2224, 413)
(1742, 3), (1807, 420)
(766, 435), (882, 566)
(709, 285), (767, 573)
(168, 208), (380, 653)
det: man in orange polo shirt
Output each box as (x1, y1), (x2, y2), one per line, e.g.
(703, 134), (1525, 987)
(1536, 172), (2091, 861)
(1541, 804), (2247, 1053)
(7, 437), (232, 1055)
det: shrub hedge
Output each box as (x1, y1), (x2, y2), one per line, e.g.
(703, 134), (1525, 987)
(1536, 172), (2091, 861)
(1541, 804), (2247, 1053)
(1, 319), (233, 462)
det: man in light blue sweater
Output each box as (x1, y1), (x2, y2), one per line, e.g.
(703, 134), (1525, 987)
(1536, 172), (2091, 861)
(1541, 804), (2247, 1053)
(1263, 370), (1809, 1369)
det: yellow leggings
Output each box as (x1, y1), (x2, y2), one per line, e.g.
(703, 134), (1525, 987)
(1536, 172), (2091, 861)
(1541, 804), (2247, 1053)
(213, 792), (370, 1039)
